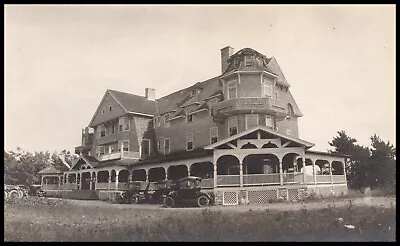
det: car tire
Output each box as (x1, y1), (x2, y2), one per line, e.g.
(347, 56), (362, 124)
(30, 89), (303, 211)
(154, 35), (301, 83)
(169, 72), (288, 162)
(164, 196), (175, 208)
(197, 195), (210, 207)
(8, 190), (20, 199)
(131, 195), (139, 204)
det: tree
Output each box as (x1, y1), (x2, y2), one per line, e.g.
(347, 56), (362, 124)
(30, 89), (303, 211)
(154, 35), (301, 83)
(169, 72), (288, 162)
(329, 131), (370, 190)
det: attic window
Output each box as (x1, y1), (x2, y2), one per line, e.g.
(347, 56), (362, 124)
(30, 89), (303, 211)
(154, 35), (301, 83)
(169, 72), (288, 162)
(244, 56), (254, 66)
(102, 109), (105, 114)
(109, 106), (112, 111)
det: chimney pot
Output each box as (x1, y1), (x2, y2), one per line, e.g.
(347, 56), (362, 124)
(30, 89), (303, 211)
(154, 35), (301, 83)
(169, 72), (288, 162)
(145, 88), (155, 101)
(221, 46), (235, 74)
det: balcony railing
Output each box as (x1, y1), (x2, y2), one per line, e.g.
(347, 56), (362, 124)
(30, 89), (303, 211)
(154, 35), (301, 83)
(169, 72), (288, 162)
(211, 97), (288, 118)
(97, 151), (140, 161)
(42, 184), (60, 190)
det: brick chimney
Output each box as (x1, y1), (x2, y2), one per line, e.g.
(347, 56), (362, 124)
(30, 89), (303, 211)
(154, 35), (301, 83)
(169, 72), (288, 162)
(145, 88), (155, 101)
(221, 46), (235, 74)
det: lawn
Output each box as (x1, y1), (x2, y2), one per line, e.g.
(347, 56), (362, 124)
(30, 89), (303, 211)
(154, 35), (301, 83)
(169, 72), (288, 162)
(4, 196), (396, 241)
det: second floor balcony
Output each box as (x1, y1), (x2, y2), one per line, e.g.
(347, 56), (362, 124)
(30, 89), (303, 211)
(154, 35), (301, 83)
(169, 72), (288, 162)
(97, 151), (141, 162)
(211, 97), (288, 119)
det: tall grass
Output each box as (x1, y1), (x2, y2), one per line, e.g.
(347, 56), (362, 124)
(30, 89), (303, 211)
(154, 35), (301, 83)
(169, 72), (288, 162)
(4, 197), (396, 241)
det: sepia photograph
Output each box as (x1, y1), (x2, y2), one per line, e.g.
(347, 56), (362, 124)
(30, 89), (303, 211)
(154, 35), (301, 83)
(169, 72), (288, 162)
(4, 4), (396, 241)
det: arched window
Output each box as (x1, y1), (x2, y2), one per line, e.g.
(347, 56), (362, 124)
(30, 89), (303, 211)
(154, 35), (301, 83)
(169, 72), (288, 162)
(288, 103), (294, 117)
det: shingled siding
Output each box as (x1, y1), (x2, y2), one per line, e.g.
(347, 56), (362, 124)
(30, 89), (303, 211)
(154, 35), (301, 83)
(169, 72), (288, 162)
(155, 110), (219, 154)
(133, 116), (154, 157)
(90, 93), (126, 127)
(276, 117), (299, 138)
(239, 73), (263, 98)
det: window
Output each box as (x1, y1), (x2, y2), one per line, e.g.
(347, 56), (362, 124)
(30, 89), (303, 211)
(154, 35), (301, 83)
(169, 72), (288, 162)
(109, 106), (112, 111)
(288, 103), (294, 117)
(141, 139), (150, 157)
(164, 138), (170, 155)
(262, 79), (272, 97)
(274, 91), (278, 99)
(110, 143), (118, 153)
(266, 115), (275, 128)
(96, 126), (101, 139)
(123, 140), (129, 152)
(244, 55), (254, 66)
(186, 133), (194, 151)
(228, 116), (238, 136)
(100, 146), (105, 155)
(119, 116), (130, 131)
(102, 109), (105, 114)
(210, 127), (218, 144)
(286, 129), (292, 136)
(157, 140), (161, 151)
(187, 114), (193, 123)
(245, 114), (259, 130)
(227, 80), (237, 100)
(100, 124), (106, 137)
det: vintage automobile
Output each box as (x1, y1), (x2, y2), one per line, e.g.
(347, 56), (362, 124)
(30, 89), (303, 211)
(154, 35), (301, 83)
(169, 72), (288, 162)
(4, 184), (24, 199)
(162, 176), (213, 208)
(28, 185), (42, 196)
(16, 185), (28, 197)
(118, 181), (149, 204)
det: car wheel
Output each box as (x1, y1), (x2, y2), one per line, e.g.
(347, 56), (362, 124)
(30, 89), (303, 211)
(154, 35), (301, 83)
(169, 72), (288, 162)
(131, 195), (139, 204)
(8, 190), (20, 199)
(164, 196), (175, 208)
(197, 195), (210, 207)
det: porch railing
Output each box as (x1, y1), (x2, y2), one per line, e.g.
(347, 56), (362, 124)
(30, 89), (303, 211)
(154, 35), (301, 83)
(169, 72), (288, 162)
(316, 175), (332, 183)
(96, 182), (109, 190)
(42, 184), (60, 190)
(117, 182), (128, 190)
(243, 173), (280, 185)
(64, 183), (77, 190)
(201, 178), (214, 188)
(333, 175), (346, 183)
(217, 175), (240, 186)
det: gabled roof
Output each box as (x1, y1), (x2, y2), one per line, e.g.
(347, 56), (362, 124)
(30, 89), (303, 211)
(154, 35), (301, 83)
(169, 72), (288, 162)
(89, 89), (156, 126)
(205, 125), (315, 150)
(70, 155), (99, 170)
(108, 90), (156, 115)
(38, 166), (64, 175)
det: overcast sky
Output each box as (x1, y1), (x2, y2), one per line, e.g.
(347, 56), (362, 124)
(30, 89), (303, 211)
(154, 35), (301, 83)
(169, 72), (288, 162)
(5, 4), (396, 153)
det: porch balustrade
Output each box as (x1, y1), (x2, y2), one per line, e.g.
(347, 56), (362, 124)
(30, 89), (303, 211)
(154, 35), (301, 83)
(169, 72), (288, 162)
(200, 178), (214, 188)
(117, 182), (128, 190)
(242, 173), (280, 185)
(96, 182), (109, 190)
(217, 175), (240, 186)
(41, 184), (60, 190)
(64, 183), (77, 190)
(316, 175), (332, 183)
(332, 175), (346, 183)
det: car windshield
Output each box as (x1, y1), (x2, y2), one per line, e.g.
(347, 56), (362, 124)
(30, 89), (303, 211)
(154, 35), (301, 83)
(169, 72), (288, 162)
(179, 179), (201, 189)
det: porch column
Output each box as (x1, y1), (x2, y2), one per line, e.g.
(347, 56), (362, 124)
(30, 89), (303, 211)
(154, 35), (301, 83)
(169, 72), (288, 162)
(115, 170), (119, 191)
(58, 176), (61, 191)
(343, 158), (347, 182)
(108, 170), (111, 190)
(279, 158), (283, 185)
(329, 161), (333, 184)
(302, 157), (306, 184)
(79, 172), (83, 190)
(129, 171), (133, 183)
(239, 159), (243, 188)
(213, 157), (217, 188)
(187, 165), (191, 177)
(89, 173), (93, 190)
(75, 173), (78, 190)
(312, 159), (317, 185)
(41, 176), (44, 186)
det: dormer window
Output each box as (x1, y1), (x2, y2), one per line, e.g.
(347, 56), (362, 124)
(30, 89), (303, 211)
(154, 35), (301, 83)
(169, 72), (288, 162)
(244, 55), (254, 66)
(227, 80), (237, 100)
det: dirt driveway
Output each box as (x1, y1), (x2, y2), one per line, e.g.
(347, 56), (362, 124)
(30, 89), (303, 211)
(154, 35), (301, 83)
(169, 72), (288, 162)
(55, 196), (396, 213)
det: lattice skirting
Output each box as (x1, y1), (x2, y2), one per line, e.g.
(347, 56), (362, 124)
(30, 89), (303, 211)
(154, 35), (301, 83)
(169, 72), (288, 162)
(222, 191), (239, 205)
(247, 189), (278, 204)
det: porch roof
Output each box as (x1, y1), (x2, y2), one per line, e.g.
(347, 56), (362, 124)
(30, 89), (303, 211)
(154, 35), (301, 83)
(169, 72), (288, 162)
(305, 150), (350, 158)
(38, 166), (64, 175)
(204, 125), (315, 150)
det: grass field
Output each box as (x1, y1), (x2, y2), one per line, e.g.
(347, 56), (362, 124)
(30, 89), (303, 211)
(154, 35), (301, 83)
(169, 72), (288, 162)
(4, 196), (396, 242)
